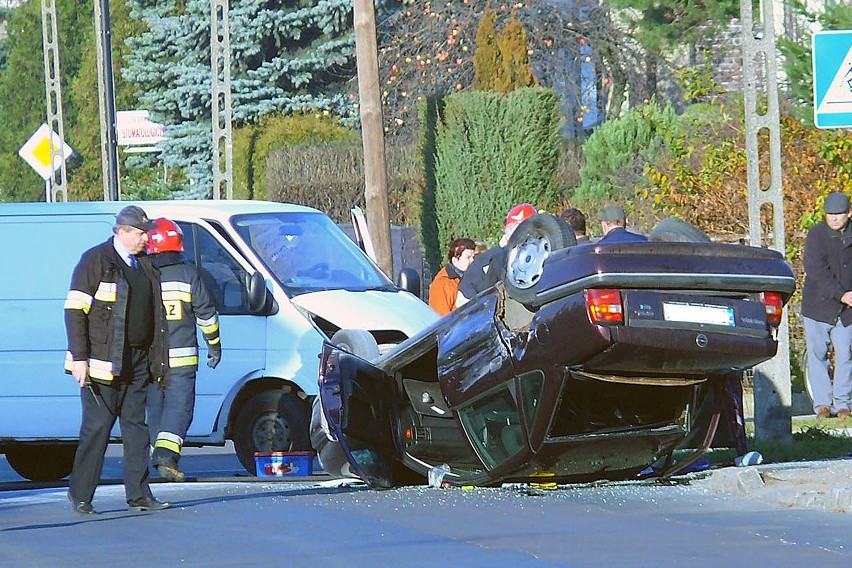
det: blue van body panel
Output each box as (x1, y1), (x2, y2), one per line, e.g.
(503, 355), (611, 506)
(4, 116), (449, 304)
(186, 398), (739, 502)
(0, 201), (438, 452)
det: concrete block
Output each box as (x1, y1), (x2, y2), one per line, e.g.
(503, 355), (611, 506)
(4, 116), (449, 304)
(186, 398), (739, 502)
(826, 487), (852, 513)
(706, 467), (765, 496)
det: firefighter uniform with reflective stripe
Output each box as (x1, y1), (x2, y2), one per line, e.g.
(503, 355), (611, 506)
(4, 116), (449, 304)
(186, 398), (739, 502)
(64, 240), (168, 384)
(146, 251), (220, 477)
(64, 238), (169, 505)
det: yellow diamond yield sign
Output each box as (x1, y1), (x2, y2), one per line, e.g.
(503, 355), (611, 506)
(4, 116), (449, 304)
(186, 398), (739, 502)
(18, 123), (73, 180)
(32, 136), (55, 168)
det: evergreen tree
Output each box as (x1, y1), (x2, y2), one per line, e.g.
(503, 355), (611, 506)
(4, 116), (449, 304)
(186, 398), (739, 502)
(473, 5), (500, 91)
(68, 0), (144, 200)
(123, 0), (356, 197)
(495, 11), (535, 94)
(0, 0), (90, 202)
(608, 0), (739, 103)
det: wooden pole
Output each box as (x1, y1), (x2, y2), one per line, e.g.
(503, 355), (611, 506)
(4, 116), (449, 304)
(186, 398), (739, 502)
(353, 0), (393, 277)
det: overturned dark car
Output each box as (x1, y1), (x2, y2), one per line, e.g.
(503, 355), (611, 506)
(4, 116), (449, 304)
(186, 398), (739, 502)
(313, 215), (796, 488)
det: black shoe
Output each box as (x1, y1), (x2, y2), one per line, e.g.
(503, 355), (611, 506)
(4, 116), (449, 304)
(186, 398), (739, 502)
(156, 464), (186, 482)
(127, 496), (171, 512)
(67, 492), (98, 515)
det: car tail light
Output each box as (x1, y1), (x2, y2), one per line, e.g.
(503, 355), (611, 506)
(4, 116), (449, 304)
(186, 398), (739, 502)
(761, 292), (784, 326)
(586, 289), (623, 324)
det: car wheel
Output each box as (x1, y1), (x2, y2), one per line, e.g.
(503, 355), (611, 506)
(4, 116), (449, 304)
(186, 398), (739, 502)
(649, 218), (711, 243)
(233, 390), (310, 475)
(504, 214), (575, 309)
(5, 444), (76, 482)
(330, 329), (380, 362)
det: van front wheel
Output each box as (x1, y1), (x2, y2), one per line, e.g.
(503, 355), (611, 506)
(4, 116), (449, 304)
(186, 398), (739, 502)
(233, 390), (310, 475)
(5, 444), (77, 481)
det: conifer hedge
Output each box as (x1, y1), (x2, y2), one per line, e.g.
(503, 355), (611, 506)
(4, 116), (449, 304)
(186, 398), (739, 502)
(425, 87), (561, 272)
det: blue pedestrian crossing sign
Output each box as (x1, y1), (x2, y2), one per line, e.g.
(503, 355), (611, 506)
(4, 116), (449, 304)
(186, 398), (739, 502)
(813, 30), (852, 129)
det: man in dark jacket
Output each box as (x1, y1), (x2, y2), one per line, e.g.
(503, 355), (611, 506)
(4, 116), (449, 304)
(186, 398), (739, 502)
(145, 218), (222, 481)
(64, 205), (171, 514)
(802, 192), (852, 419)
(597, 204), (648, 244)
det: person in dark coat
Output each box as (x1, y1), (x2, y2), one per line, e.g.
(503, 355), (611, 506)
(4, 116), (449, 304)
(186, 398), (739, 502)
(802, 192), (852, 419)
(560, 207), (591, 244)
(597, 204), (648, 244)
(64, 205), (171, 514)
(145, 218), (222, 481)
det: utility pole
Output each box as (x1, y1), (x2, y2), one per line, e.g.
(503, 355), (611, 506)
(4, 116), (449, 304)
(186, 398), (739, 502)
(353, 0), (393, 277)
(40, 0), (68, 202)
(740, 0), (792, 444)
(94, 0), (121, 201)
(211, 0), (233, 200)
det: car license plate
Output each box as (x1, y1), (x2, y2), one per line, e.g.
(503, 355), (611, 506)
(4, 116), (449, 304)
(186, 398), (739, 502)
(662, 302), (735, 326)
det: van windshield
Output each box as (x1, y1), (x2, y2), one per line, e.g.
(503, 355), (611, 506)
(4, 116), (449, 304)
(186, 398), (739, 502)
(231, 212), (395, 296)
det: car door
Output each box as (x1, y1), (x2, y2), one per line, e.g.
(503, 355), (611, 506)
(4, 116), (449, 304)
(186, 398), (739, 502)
(317, 342), (397, 488)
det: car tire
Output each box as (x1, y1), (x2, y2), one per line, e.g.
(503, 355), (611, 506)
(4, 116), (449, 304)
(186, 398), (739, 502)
(5, 444), (76, 482)
(649, 218), (711, 243)
(233, 390), (310, 475)
(504, 214), (576, 309)
(330, 329), (380, 362)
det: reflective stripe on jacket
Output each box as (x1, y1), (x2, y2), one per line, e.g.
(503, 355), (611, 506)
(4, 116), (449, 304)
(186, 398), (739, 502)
(156, 255), (220, 372)
(64, 239), (168, 384)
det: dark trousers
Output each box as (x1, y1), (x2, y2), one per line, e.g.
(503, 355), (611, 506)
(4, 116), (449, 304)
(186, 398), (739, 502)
(147, 370), (196, 465)
(69, 348), (152, 503)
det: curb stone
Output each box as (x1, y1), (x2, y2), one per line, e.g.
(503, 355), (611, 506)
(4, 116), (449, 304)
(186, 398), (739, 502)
(699, 459), (852, 514)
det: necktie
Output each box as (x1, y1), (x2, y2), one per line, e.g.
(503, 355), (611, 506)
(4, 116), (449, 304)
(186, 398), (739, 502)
(129, 255), (138, 268)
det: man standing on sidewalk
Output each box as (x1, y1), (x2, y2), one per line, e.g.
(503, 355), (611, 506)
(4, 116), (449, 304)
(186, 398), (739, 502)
(802, 192), (852, 420)
(64, 205), (171, 514)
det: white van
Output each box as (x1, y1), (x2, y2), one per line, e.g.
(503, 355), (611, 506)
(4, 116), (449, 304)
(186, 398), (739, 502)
(0, 200), (438, 480)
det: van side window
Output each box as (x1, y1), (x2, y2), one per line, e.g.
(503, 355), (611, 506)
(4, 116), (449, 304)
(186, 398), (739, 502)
(176, 222), (251, 315)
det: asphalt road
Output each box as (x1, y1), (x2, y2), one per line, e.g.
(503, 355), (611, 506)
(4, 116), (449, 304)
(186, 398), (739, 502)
(2, 445), (852, 566)
(0, 443), (253, 487)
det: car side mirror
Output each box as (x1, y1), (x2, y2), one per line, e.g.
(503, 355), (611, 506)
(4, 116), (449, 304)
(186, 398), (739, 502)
(248, 272), (270, 314)
(397, 267), (420, 298)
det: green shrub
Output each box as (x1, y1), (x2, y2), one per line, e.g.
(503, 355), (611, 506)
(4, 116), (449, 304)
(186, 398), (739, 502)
(265, 142), (423, 226)
(232, 124), (258, 200)
(574, 101), (679, 205)
(418, 96), (444, 275)
(431, 87), (561, 257)
(232, 113), (358, 200)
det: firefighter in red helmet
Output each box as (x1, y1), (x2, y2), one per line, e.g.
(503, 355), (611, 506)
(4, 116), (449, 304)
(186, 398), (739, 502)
(146, 217), (222, 481)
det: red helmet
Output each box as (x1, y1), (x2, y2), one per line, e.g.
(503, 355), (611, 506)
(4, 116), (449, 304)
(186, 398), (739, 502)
(147, 218), (184, 254)
(504, 203), (537, 231)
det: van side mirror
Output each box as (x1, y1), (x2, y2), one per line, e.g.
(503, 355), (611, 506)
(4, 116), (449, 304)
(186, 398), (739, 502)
(248, 272), (270, 314)
(397, 267), (420, 298)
